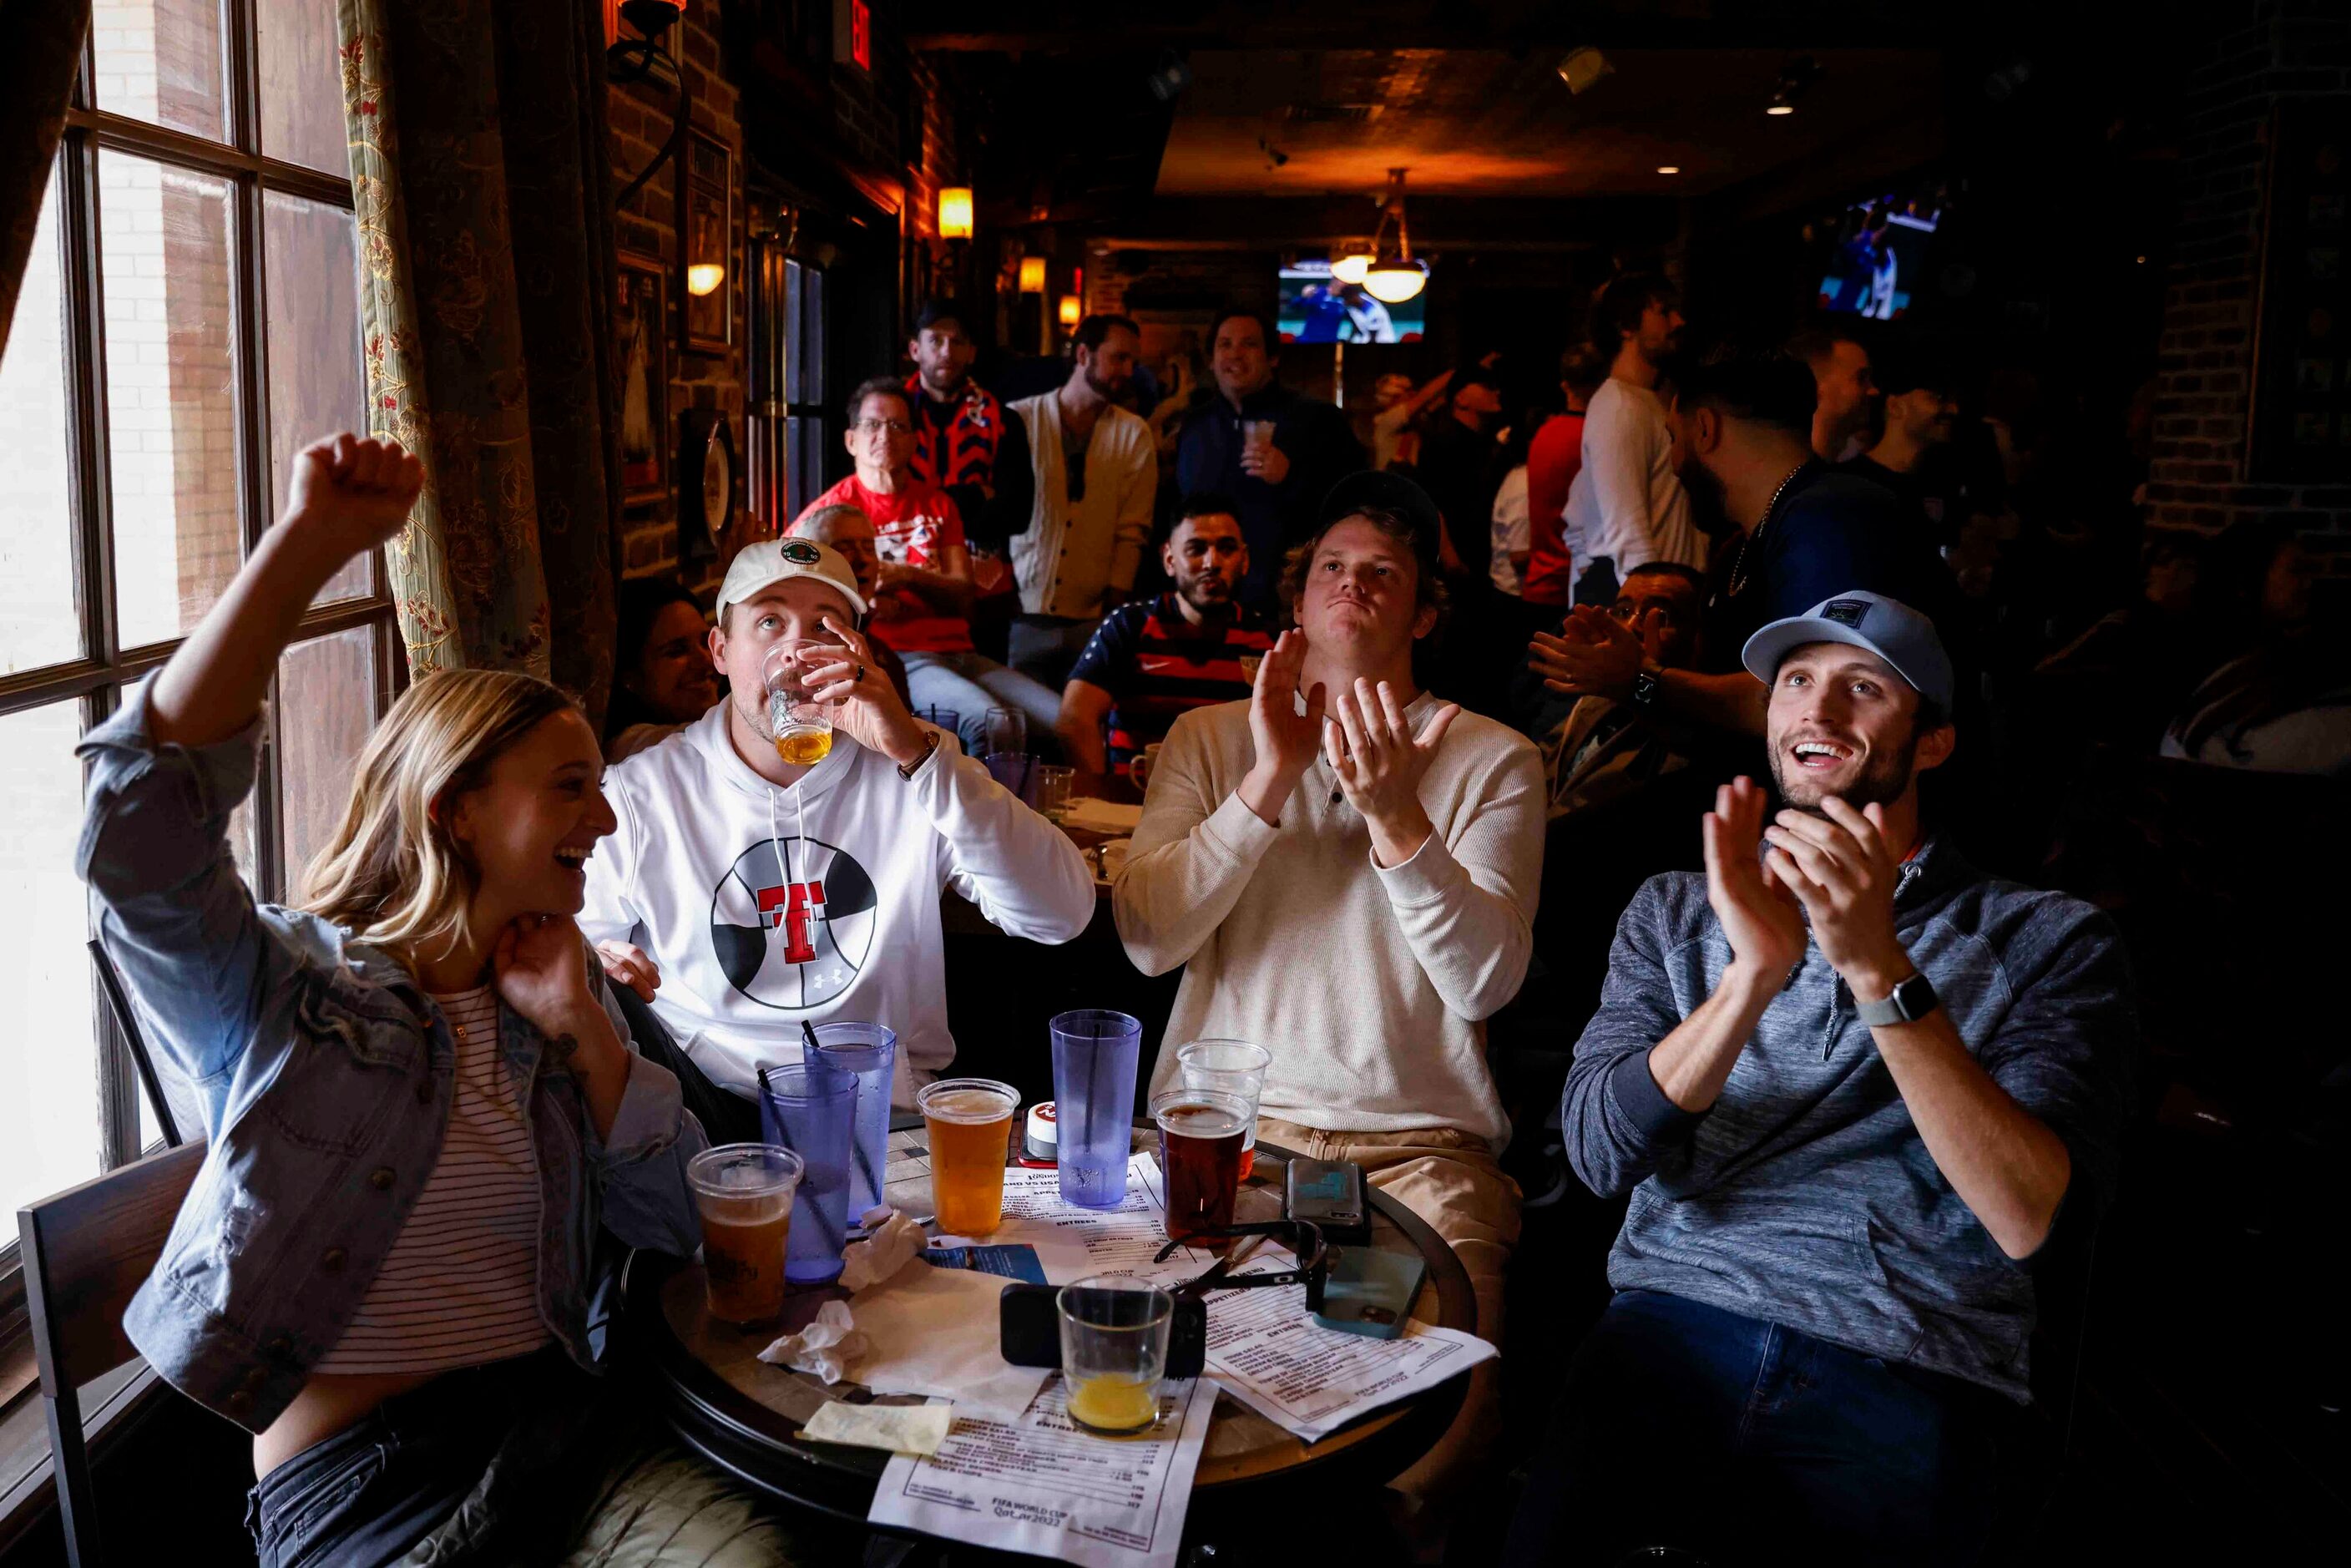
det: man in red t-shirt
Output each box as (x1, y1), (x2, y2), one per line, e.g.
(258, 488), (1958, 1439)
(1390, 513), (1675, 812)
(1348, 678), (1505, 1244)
(796, 377), (1062, 756)
(1522, 345), (1610, 614)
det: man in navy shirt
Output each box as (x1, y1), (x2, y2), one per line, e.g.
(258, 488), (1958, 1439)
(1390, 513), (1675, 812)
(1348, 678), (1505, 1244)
(1173, 309), (1365, 616)
(1528, 344), (1949, 740)
(1055, 493), (1274, 774)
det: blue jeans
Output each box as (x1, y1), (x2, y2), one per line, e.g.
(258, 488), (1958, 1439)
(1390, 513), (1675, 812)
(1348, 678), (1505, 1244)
(245, 1348), (613, 1567)
(902, 649), (1064, 757)
(1501, 1290), (2039, 1567)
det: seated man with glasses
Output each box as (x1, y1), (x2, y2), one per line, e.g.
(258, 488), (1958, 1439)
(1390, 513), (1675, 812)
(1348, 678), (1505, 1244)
(1504, 592), (2134, 1567)
(584, 538), (1093, 1141)
(797, 377), (1064, 758)
(1534, 562), (1708, 818)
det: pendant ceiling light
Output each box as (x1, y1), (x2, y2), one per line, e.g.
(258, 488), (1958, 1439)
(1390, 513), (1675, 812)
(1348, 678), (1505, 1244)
(1362, 169), (1428, 304)
(1331, 248), (1375, 286)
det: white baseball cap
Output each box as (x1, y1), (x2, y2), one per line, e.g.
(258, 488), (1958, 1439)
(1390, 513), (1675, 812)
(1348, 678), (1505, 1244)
(716, 537), (867, 620)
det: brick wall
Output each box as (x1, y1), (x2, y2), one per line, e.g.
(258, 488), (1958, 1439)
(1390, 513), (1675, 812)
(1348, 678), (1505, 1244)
(607, 6), (973, 584)
(2146, 1), (2351, 569)
(609, 0), (745, 588)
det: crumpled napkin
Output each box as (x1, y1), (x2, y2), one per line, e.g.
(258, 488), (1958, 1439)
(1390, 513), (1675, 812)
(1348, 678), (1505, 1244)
(756, 1300), (868, 1385)
(837, 1208), (928, 1292)
(847, 1263), (1048, 1424)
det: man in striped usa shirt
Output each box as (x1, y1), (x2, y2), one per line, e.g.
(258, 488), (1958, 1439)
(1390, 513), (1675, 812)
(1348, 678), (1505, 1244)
(1054, 494), (1275, 775)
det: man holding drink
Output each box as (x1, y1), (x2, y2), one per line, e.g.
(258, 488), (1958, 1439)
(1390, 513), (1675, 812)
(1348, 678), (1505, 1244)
(1114, 471), (1545, 1526)
(582, 539), (1093, 1143)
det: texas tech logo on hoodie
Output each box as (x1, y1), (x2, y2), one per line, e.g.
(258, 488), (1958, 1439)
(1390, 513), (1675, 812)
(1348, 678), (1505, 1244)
(708, 834), (878, 1010)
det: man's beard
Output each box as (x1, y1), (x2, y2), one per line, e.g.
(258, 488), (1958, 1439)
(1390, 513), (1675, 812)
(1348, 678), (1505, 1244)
(1085, 368), (1126, 402)
(1678, 454), (1733, 539)
(735, 689), (775, 742)
(1179, 578), (1233, 614)
(1768, 729), (1920, 813)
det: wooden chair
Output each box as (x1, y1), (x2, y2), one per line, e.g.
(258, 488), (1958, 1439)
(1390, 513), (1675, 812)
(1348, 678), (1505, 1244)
(16, 1141), (205, 1568)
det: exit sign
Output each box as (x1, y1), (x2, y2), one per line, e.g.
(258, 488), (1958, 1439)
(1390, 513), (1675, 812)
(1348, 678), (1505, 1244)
(833, 0), (870, 70)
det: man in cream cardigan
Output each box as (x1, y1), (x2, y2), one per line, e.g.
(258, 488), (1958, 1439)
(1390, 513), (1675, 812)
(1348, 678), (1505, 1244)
(1005, 313), (1159, 689)
(1114, 470), (1545, 1537)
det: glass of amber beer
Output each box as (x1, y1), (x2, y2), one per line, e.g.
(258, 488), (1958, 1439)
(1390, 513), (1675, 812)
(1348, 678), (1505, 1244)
(1150, 1089), (1252, 1244)
(918, 1077), (1019, 1236)
(685, 1144), (804, 1323)
(762, 641), (837, 766)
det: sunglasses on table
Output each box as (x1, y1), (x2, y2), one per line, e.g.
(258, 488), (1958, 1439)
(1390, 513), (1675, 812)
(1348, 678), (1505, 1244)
(1155, 1218), (1330, 1313)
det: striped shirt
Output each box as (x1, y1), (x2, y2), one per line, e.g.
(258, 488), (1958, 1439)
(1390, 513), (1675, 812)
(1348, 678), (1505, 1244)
(1068, 594), (1274, 763)
(312, 986), (549, 1374)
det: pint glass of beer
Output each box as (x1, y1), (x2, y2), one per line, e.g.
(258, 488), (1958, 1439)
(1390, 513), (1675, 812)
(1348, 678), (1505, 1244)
(1150, 1089), (1253, 1243)
(761, 641), (837, 766)
(1174, 1039), (1271, 1168)
(685, 1144), (804, 1323)
(918, 1077), (1019, 1236)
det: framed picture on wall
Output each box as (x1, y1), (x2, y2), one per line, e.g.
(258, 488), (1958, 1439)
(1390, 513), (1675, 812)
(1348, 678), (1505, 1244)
(685, 128), (735, 355)
(617, 250), (669, 505)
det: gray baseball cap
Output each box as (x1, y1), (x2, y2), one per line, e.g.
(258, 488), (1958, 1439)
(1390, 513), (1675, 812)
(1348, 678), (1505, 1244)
(1741, 590), (1954, 711)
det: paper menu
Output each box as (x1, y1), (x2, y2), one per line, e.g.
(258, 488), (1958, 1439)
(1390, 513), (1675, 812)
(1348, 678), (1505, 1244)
(1196, 1267), (1497, 1444)
(868, 1377), (1218, 1568)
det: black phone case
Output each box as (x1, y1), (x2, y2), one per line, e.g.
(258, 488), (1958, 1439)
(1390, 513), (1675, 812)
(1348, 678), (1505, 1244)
(999, 1284), (1207, 1378)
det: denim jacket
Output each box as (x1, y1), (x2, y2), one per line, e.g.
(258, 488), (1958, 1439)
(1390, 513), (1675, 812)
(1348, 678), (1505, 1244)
(75, 680), (709, 1434)
(1561, 835), (2136, 1401)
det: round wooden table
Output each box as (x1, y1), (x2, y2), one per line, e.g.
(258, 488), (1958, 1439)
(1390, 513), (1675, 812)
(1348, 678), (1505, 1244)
(625, 1129), (1476, 1540)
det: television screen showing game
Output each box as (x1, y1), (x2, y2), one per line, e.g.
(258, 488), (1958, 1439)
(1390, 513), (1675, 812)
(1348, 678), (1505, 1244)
(1277, 260), (1426, 343)
(1818, 196), (1941, 320)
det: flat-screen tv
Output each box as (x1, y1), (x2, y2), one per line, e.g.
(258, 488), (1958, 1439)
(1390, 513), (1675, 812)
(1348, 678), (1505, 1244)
(1277, 260), (1426, 343)
(1818, 196), (1942, 320)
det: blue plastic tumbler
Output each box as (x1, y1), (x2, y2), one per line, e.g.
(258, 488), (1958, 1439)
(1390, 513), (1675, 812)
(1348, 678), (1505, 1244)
(809, 1022), (897, 1222)
(757, 1061), (857, 1284)
(1050, 1009), (1145, 1209)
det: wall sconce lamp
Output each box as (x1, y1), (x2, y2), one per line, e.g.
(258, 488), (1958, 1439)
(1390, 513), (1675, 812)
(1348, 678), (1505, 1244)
(1057, 294), (1083, 328)
(1019, 255), (1047, 294)
(938, 187), (974, 240)
(686, 263), (725, 296)
(608, 2), (687, 213)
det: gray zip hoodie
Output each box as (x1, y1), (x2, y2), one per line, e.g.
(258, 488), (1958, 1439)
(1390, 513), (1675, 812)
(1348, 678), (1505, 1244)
(1563, 836), (2135, 1401)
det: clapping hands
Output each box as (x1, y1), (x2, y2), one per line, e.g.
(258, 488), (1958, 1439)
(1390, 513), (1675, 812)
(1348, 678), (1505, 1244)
(1327, 677), (1456, 867)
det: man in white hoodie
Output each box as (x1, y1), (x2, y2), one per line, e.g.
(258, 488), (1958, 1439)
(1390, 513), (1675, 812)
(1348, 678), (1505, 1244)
(1113, 471), (1544, 1528)
(584, 539), (1095, 1141)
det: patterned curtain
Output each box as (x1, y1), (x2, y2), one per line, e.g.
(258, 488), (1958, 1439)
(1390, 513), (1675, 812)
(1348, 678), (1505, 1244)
(0, 0), (91, 362)
(338, 0), (622, 720)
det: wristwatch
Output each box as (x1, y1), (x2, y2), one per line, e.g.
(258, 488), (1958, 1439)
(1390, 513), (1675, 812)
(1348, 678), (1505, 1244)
(1855, 970), (1939, 1027)
(897, 729), (942, 780)
(1631, 661), (1664, 708)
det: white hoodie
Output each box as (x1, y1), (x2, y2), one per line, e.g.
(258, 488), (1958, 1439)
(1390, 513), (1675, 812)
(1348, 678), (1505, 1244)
(580, 704), (1095, 1106)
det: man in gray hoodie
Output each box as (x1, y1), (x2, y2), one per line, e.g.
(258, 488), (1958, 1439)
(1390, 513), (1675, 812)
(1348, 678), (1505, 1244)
(1505, 591), (2134, 1566)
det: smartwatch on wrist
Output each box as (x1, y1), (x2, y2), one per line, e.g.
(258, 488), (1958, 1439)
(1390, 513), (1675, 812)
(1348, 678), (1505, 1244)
(1855, 970), (1939, 1027)
(1631, 661), (1664, 709)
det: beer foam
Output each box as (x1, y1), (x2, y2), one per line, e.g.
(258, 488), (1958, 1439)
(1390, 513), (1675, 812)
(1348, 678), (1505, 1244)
(923, 1088), (1014, 1124)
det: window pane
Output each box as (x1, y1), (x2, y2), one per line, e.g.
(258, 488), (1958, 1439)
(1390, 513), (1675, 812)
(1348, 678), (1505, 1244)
(264, 191), (371, 604)
(0, 701), (102, 1217)
(91, 0), (229, 144)
(101, 152), (244, 648)
(783, 260), (805, 403)
(0, 163), (82, 675)
(277, 624), (378, 888)
(257, 0), (350, 176)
